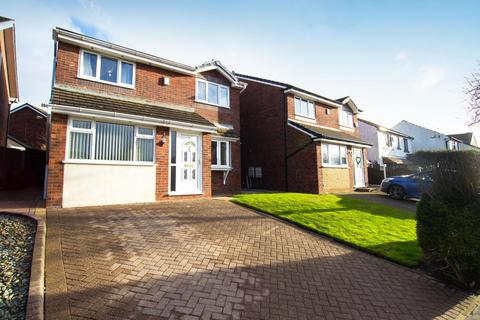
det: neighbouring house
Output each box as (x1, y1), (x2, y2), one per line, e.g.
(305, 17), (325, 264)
(0, 17), (19, 189)
(7, 103), (48, 188)
(448, 132), (479, 148)
(45, 28), (246, 208)
(393, 120), (479, 152)
(358, 119), (414, 184)
(237, 74), (371, 193)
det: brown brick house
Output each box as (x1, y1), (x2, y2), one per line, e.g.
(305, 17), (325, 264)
(0, 17), (19, 189)
(9, 103), (47, 151)
(45, 28), (246, 207)
(237, 74), (370, 193)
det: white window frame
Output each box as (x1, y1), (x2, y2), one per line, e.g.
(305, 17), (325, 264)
(78, 49), (136, 89)
(65, 117), (155, 165)
(195, 79), (230, 108)
(294, 96), (316, 120)
(211, 139), (232, 170)
(321, 143), (348, 168)
(339, 105), (354, 128)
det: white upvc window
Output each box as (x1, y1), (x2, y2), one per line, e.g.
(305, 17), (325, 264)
(294, 97), (315, 119)
(79, 50), (136, 88)
(211, 140), (231, 169)
(340, 105), (354, 128)
(196, 79), (230, 108)
(66, 118), (155, 164)
(321, 143), (348, 167)
(447, 140), (459, 150)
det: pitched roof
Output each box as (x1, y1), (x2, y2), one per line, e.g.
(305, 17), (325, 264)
(289, 120), (371, 146)
(235, 73), (341, 106)
(448, 132), (473, 145)
(359, 118), (413, 139)
(50, 87), (215, 128)
(10, 103), (47, 117)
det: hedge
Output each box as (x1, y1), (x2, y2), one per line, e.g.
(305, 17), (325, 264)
(410, 150), (480, 291)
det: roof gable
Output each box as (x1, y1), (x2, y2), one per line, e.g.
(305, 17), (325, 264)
(10, 103), (47, 117)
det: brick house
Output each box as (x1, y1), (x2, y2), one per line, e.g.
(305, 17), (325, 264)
(9, 103), (47, 151)
(0, 17), (19, 189)
(237, 74), (370, 193)
(45, 28), (246, 207)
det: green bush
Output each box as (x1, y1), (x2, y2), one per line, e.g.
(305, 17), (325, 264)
(411, 150), (480, 291)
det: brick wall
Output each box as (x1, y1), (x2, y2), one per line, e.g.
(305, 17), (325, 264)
(239, 79), (286, 190)
(8, 108), (47, 150)
(286, 93), (360, 137)
(286, 125), (319, 193)
(46, 114), (68, 207)
(211, 140), (241, 195)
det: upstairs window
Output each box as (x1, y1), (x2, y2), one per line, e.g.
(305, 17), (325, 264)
(340, 106), (354, 128)
(79, 50), (135, 87)
(397, 136), (402, 150)
(385, 133), (394, 148)
(294, 97), (315, 119)
(196, 79), (230, 108)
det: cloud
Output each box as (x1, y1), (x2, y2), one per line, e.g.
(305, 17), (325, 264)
(395, 51), (408, 61)
(70, 17), (108, 40)
(412, 65), (445, 91)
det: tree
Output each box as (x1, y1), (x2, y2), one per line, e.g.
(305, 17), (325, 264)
(466, 65), (480, 124)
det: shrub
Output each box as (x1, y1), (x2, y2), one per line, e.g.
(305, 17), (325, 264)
(411, 150), (480, 291)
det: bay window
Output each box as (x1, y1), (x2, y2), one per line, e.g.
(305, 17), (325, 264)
(196, 79), (230, 108)
(322, 144), (347, 167)
(67, 118), (154, 163)
(79, 50), (135, 87)
(211, 140), (231, 169)
(294, 97), (315, 119)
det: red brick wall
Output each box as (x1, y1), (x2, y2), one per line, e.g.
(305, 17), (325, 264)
(155, 126), (170, 199)
(239, 79), (286, 191)
(8, 108), (47, 150)
(286, 93), (360, 137)
(286, 125), (319, 193)
(46, 114), (68, 207)
(211, 140), (241, 195)
(55, 42), (240, 129)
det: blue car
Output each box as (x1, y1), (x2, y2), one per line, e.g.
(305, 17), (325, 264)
(380, 172), (431, 200)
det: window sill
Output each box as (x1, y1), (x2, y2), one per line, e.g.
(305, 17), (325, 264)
(339, 125), (354, 131)
(211, 166), (232, 171)
(321, 164), (349, 169)
(195, 99), (230, 109)
(62, 159), (155, 166)
(77, 75), (135, 90)
(294, 114), (316, 122)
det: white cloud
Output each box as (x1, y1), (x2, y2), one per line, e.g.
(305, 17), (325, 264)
(395, 51), (408, 61)
(413, 65), (445, 91)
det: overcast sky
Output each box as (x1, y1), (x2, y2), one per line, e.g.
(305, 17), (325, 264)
(4, 0), (480, 136)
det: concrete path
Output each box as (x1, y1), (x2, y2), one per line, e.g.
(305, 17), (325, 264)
(45, 199), (475, 320)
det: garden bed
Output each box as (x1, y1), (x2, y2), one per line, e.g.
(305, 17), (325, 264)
(0, 213), (36, 319)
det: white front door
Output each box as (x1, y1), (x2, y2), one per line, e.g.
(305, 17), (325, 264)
(176, 132), (201, 194)
(353, 148), (366, 187)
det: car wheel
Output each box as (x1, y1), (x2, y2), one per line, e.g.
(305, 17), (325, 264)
(389, 185), (405, 200)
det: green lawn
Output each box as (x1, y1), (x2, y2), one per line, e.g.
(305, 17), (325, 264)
(232, 193), (422, 267)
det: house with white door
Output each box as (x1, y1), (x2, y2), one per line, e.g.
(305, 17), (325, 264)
(237, 74), (371, 193)
(358, 119), (414, 183)
(45, 28), (246, 208)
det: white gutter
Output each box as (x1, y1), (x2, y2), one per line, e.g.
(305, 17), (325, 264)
(56, 34), (196, 76)
(313, 137), (372, 148)
(284, 89), (341, 108)
(44, 103), (218, 133)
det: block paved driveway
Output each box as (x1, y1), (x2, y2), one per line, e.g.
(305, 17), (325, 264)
(46, 199), (474, 320)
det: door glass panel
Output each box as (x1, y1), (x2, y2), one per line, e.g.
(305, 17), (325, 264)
(184, 169), (188, 180)
(192, 152), (196, 162)
(192, 169), (196, 180)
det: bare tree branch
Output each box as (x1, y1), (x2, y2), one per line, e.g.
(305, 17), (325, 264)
(466, 64), (480, 125)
